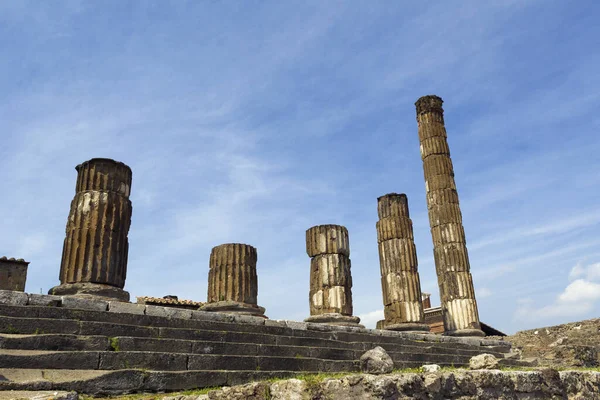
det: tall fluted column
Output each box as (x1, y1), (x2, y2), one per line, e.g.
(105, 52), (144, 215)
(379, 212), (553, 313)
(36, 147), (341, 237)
(50, 158), (132, 302)
(415, 95), (484, 337)
(376, 194), (429, 332)
(304, 225), (362, 327)
(201, 243), (266, 317)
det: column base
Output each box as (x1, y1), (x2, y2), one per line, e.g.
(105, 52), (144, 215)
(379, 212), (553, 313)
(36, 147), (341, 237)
(49, 282), (130, 302)
(304, 313), (364, 327)
(383, 322), (431, 333)
(444, 328), (486, 337)
(200, 301), (267, 318)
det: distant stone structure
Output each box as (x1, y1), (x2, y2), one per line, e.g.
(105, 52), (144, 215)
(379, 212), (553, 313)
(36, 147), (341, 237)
(201, 243), (266, 317)
(50, 158), (133, 302)
(0, 257), (29, 292)
(305, 225), (362, 326)
(137, 295), (205, 310)
(415, 95), (484, 337)
(376, 194), (429, 332)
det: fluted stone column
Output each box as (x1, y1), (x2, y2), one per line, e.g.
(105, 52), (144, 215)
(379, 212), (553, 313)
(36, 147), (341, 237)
(0, 257), (29, 292)
(415, 95), (484, 337)
(201, 243), (266, 317)
(304, 225), (362, 327)
(50, 158), (133, 302)
(376, 194), (429, 332)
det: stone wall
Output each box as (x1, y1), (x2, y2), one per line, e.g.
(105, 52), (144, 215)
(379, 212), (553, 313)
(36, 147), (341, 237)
(199, 370), (600, 400)
(495, 317), (600, 368)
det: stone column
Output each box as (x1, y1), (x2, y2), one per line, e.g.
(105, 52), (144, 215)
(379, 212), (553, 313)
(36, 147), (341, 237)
(376, 193), (429, 332)
(415, 95), (484, 337)
(49, 158), (133, 302)
(201, 243), (266, 317)
(304, 225), (362, 327)
(0, 257), (29, 292)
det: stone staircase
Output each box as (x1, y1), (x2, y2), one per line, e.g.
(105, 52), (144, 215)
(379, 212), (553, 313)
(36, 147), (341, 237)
(0, 291), (528, 396)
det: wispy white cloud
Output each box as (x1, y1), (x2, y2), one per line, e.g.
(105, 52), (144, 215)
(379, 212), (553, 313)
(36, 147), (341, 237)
(515, 262), (600, 322)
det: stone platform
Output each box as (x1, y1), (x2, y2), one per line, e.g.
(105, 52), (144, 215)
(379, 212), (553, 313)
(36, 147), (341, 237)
(0, 290), (529, 396)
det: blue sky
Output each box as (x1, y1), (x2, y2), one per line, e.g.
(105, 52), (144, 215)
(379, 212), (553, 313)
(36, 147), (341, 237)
(1, 1), (599, 334)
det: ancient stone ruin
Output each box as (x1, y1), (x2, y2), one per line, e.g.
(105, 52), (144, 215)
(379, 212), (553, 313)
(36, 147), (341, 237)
(416, 95), (484, 337)
(0, 257), (29, 292)
(304, 224), (362, 327)
(376, 193), (429, 332)
(0, 95), (525, 397)
(201, 243), (266, 317)
(49, 158), (133, 302)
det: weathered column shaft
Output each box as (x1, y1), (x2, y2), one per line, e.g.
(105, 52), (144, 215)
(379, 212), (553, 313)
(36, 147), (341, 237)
(202, 243), (265, 317)
(51, 158), (132, 302)
(415, 95), (483, 336)
(0, 257), (29, 292)
(376, 194), (429, 332)
(207, 243), (258, 304)
(60, 191), (131, 287)
(305, 225), (361, 326)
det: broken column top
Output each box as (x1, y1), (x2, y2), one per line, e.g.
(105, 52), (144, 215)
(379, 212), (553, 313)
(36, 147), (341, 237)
(75, 158), (132, 196)
(210, 243), (258, 268)
(415, 95), (444, 115)
(306, 224), (350, 257)
(377, 193), (409, 219)
(0, 257), (29, 265)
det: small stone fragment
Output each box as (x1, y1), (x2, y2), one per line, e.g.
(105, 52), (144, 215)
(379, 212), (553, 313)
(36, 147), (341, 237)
(469, 353), (499, 370)
(422, 364), (441, 373)
(360, 346), (394, 374)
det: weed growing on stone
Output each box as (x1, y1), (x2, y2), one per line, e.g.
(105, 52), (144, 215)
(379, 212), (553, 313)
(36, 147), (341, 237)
(6, 324), (19, 334)
(109, 337), (120, 352)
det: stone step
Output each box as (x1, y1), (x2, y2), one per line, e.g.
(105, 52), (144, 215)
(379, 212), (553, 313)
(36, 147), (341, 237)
(0, 315), (509, 359)
(0, 333), (508, 361)
(0, 348), (477, 372)
(5, 363), (493, 397)
(0, 304), (511, 353)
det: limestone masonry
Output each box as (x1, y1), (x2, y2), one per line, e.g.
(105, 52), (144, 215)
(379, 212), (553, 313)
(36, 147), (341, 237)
(305, 224), (362, 327)
(50, 158), (133, 302)
(0, 94), (536, 396)
(202, 243), (266, 317)
(376, 194), (429, 332)
(0, 257), (29, 292)
(415, 95), (484, 337)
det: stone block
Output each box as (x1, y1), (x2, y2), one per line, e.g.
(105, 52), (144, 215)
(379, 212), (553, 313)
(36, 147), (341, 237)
(27, 293), (62, 307)
(433, 243), (471, 274)
(0, 258), (29, 292)
(377, 193), (410, 219)
(423, 154), (455, 177)
(426, 188), (460, 206)
(376, 217), (413, 242)
(378, 239), (418, 274)
(190, 310), (235, 323)
(0, 290), (28, 306)
(309, 254), (352, 290)
(428, 203), (463, 227)
(431, 223), (466, 244)
(425, 174), (456, 192)
(108, 301), (145, 315)
(99, 351), (188, 371)
(61, 296), (108, 312)
(232, 314), (265, 325)
(284, 320), (308, 330)
(306, 225), (350, 257)
(420, 136), (450, 159)
(145, 305), (192, 320)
